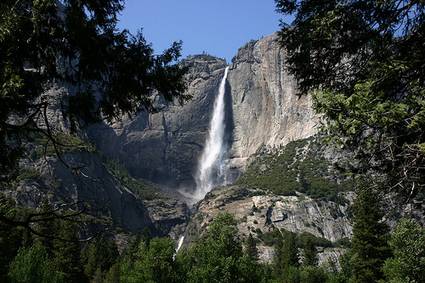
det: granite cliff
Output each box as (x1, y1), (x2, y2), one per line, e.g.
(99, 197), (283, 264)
(81, 34), (349, 265)
(12, 34), (354, 256)
(88, 34), (318, 191)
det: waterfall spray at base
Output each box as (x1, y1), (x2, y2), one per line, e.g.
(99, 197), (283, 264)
(192, 66), (230, 202)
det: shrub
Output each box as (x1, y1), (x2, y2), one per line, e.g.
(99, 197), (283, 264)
(237, 138), (353, 201)
(104, 158), (164, 200)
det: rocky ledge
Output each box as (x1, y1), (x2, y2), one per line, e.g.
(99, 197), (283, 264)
(185, 185), (353, 266)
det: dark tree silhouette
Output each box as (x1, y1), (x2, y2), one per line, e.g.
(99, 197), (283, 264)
(0, 0), (188, 176)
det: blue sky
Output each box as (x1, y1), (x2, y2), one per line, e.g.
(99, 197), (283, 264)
(118, 0), (283, 62)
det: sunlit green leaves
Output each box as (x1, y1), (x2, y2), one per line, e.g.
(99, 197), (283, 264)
(383, 218), (425, 283)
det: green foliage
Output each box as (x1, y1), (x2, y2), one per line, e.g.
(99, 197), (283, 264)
(275, 230), (299, 272)
(276, 0), (425, 200)
(258, 228), (333, 255)
(120, 237), (177, 283)
(0, 197), (25, 282)
(104, 263), (120, 283)
(300, 266), (329, 283)
(8, 243), (64, 283)
(81, 236), (119, 281)
(302, 235), (318, 266)
(257, 228), (282, 246)
(269, 229), (348, 283)
(334, 237), (351, 249)
(180, 213), (243, 282)
(104, 158), (164, 200)
(138, 238), (177, 283)
(278, 265), (301, 283)
(11, 202), (424, 283)
(349, 186), (390, 283)
(245, 233), (259, 260)
(52, 221), (85, 282)
(383, 218), (425, 283)
(238, 138), (352, 202)
(276, 3), (425, 279)
(33, 200), (56, 254)
(32, 132), (96, 159)
(176, 213), (265, 283)
(297, 232), (333, 250)
(15, 168), (41, 182)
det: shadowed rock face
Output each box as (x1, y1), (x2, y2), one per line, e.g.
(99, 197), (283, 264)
(9, 151), (154, 233)
(87, 55), (227, 190)
(88, 34), (318, 191)
(51, 153), (153, 232)
(7, 83), (189, 236)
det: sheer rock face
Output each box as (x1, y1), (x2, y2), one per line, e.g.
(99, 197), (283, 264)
(228, 34), (317, 170)
(88, 34), (318, 189)
(87, 55), (227, 189)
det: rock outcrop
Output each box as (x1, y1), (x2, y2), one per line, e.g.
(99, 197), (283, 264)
(184, 185), (352, 265)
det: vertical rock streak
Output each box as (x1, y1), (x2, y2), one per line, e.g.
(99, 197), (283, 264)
(193, 66), (229, 201)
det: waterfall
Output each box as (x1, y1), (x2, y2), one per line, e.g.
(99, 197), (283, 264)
(173, 236), (185, 260)
(193, 66), (230, 202)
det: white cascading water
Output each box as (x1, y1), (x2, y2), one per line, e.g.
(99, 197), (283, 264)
(173, 236), (185, 259)
(192, 66), (230, 202)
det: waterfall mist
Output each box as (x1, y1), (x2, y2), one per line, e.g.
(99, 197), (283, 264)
(192, 66), (230, 202)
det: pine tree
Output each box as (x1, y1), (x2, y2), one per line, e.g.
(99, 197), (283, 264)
(180, 213), (257, 283)
(274, 230), (300, 282)
(81, 235), (119, 280)
(0, 2), (187, 235)
(245, 233), (258, 260)
(104, 263), (120, 283)
(92, 268), (104, 283)
(285, 232), (299, 268)
(34, 199), (56, 254)
(350, 186), (390, 283)
(8, 242), (64, 283)
(300, 266), (328, 283)
(275, 0), (425, 201)
(383, 218), (425, 283)
(52, 221), (85, 283)
(120, 237), (177, 283)
(302, 236), (317, 266)
(0, 196), (24, 282)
